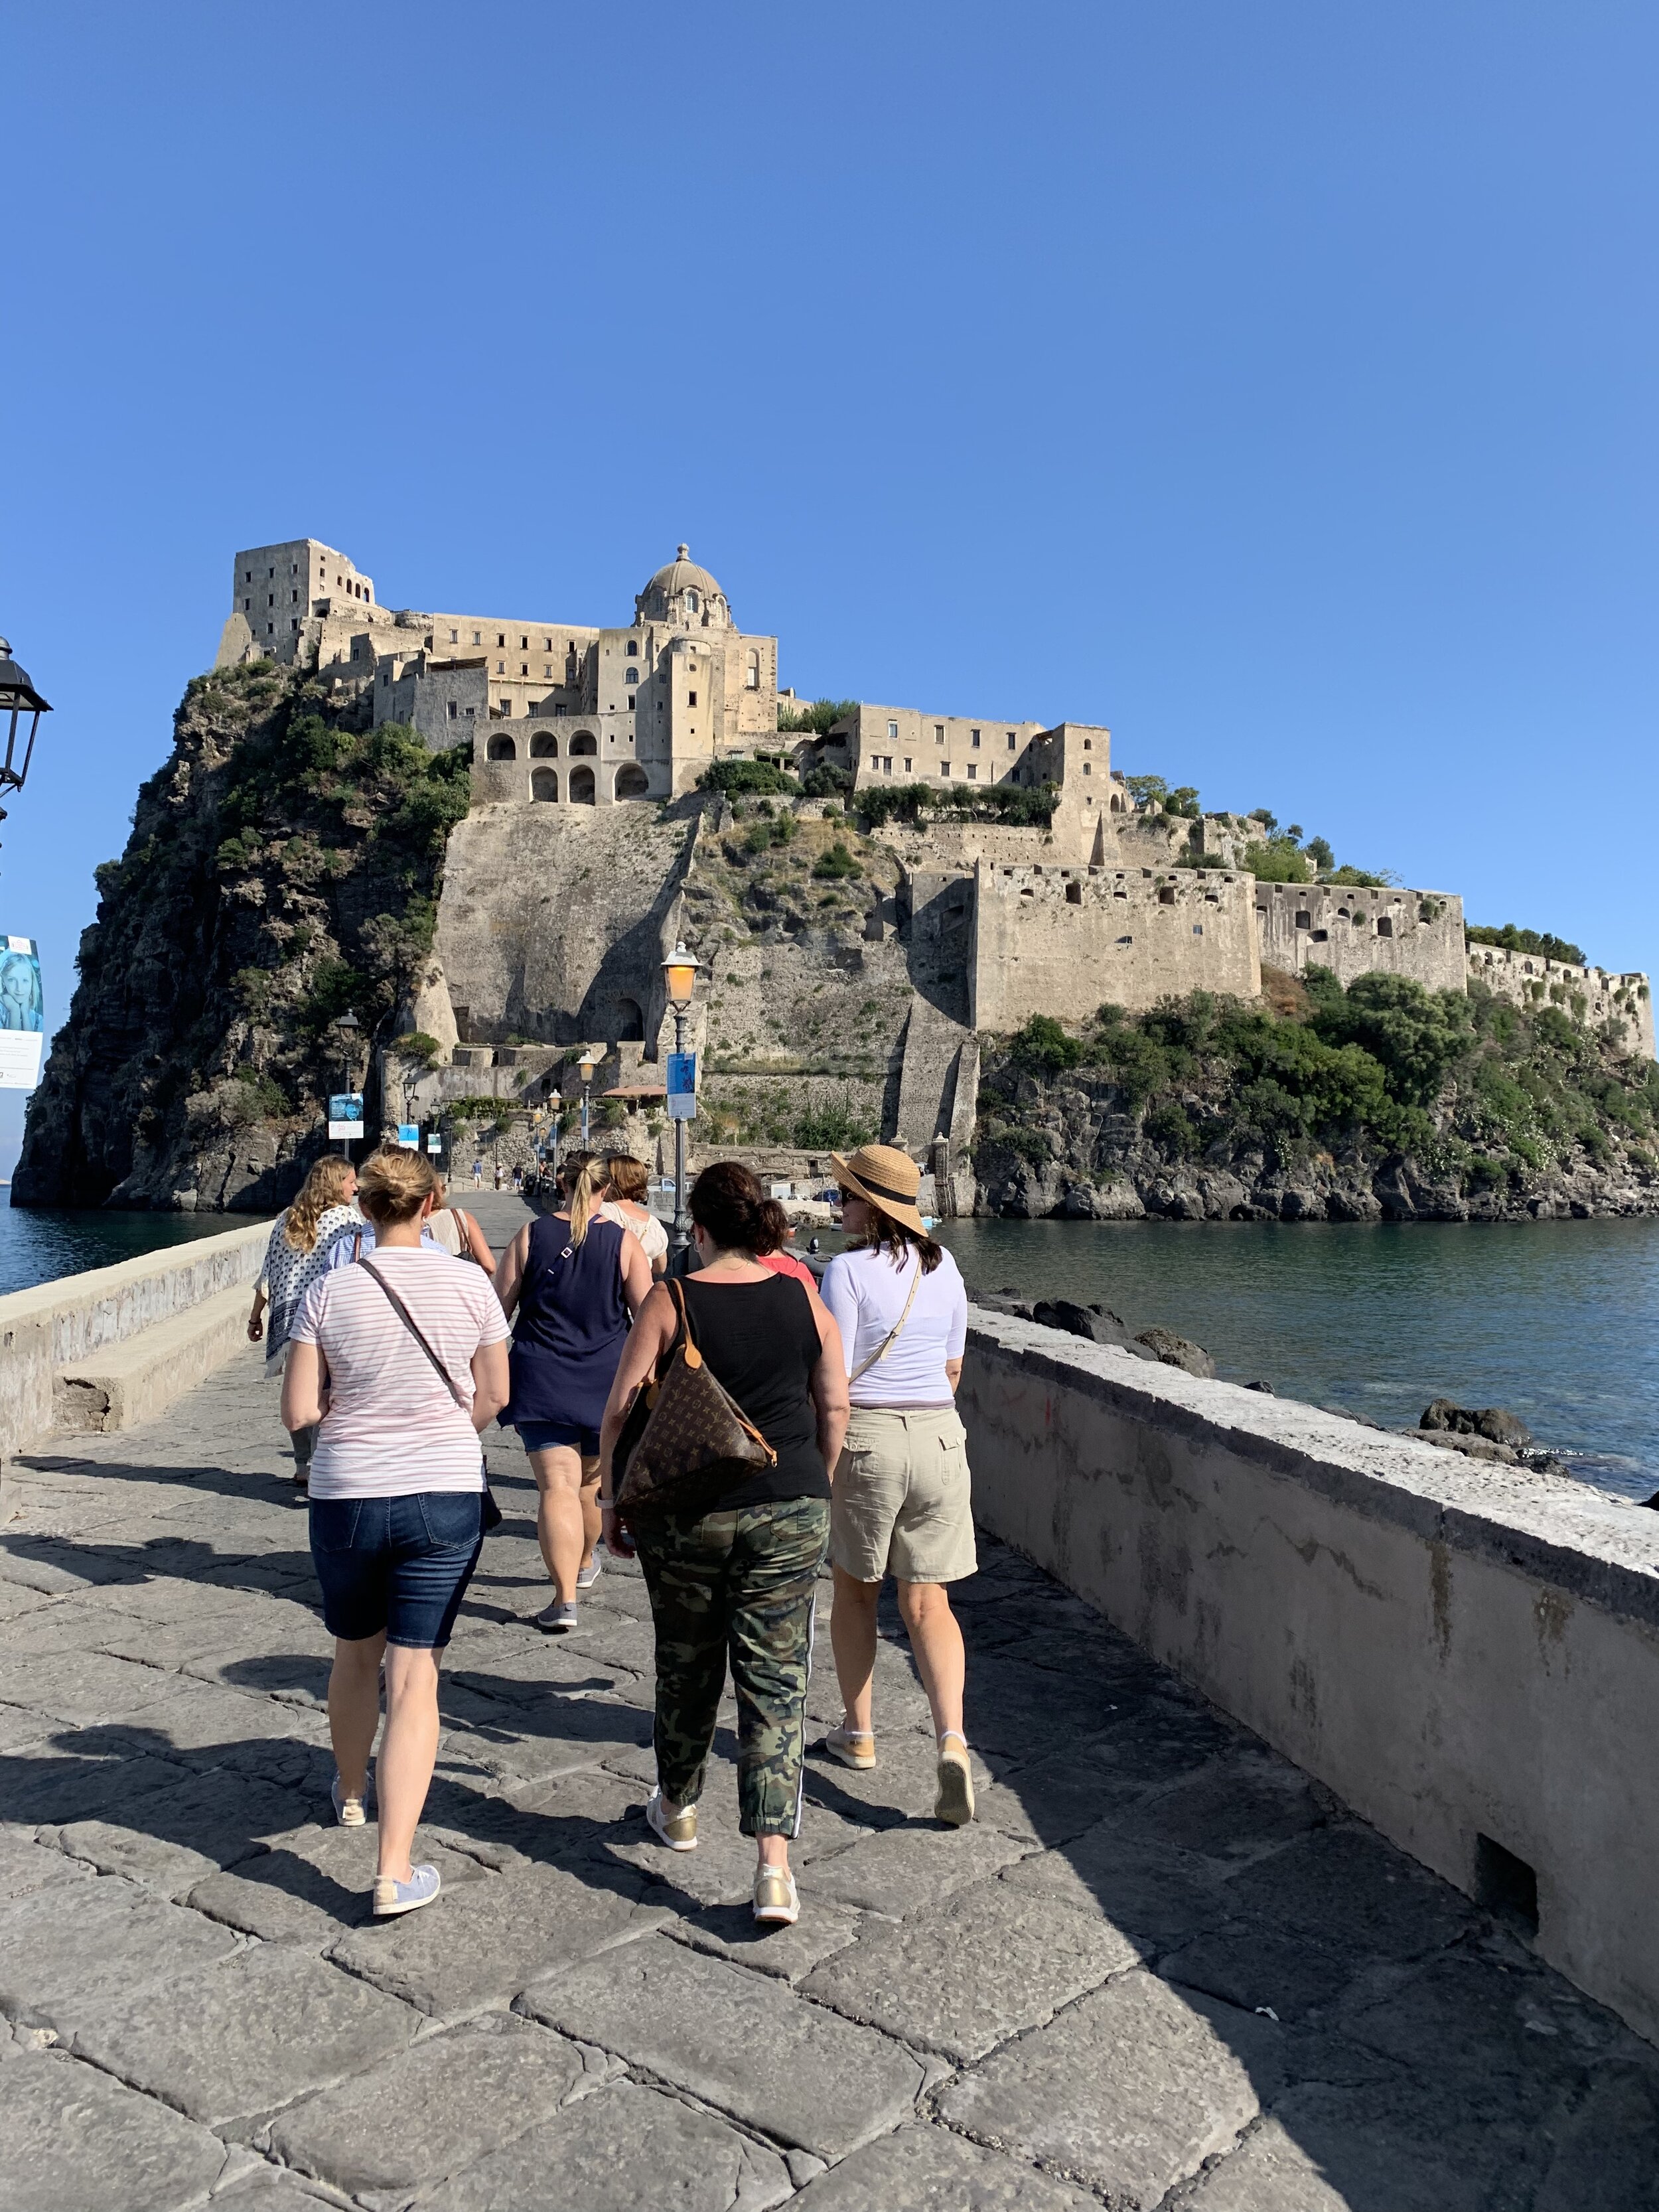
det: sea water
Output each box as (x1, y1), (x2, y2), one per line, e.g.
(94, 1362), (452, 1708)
(937, 1217), (1659, 1503)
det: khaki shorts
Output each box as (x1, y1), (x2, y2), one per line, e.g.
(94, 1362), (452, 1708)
(831, 1406), (977, 1585)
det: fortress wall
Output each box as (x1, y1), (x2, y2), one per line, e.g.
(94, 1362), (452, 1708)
(433, 804), (697, 1049)
(1470, 946), (1656, 1060)
(970, 863), (1260, 1030)
(695, 934), (914, 1131)
(1255, 881), (1467, 993)
(960, 1311), (1659, 2047)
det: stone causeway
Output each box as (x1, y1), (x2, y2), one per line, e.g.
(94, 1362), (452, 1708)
(4, 1228), (1659, 2207)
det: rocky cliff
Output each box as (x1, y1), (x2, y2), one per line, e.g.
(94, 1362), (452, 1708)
(972, 967), (1659, 1221)
(15, 661), (469, 1210)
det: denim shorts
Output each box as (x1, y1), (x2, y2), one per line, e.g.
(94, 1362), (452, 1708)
(309, 1491), (484, 1649)
(516, 1420), (601, 1458)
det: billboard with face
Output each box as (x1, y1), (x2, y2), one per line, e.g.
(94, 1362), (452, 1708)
(0, 936), (44, 1090)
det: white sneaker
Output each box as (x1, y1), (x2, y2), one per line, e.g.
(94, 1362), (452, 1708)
(645, 1787), (698, 1851)
(331, 1773), (368, 1827)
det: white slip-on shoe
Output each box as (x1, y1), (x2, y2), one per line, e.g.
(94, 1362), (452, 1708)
(536, 1599), (579, 1633)
(645, 1787), (698, 1851)
(331, 1773), (368, 1828)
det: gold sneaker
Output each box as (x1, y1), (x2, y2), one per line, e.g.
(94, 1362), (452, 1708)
(935, 1734), (975, 1826)
(645, 1787), (697, 1852)
(753, 1867), (800, 1925)
(820, 1726), (876, 1771)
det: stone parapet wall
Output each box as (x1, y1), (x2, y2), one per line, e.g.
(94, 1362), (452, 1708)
(959, 1309), (1659, 2044)
(1470, 945), (1656, 1059)
(970, 861), (1260, 1029)
(1256, 881), (1467, 993)
(0, 1222), (271, 1468)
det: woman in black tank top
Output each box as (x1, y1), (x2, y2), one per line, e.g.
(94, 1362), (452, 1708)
(597, 1164), (849, 1929)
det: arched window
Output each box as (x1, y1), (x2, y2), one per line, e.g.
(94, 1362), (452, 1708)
(530, 732), (558, 758)
(570, 731), (598, 757)
(626, 639), (638, 658)
(486, 735), (517, 761)
(531, 767), (558, 802)
(570, 765), (596, 805)
(745, 649), (760, 690)
(685, 589), (699, 613)
(614, 765), (650, 800)
(625, 669), (638, 686)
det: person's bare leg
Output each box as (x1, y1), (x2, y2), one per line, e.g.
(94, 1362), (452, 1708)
(896, 1580), (966, 1742)
(529, 1445), (585, 1602)
(579, 1457), (602, 1571)
(328, 1631), (386, 1798)
(831, 1566), (881, 1736)
(376, 1644), (441, 1881)
(757, 1834), (790, 1872)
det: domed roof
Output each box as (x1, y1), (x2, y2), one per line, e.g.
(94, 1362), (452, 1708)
(644, 546), (724, 605)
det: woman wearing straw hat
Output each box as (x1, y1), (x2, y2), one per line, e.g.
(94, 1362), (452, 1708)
(818, 1144), (976, 1825)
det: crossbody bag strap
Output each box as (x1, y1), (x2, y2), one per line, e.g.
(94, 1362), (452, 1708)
(359, 1258), (467, 1409)
(849, 1256), (923, 1383)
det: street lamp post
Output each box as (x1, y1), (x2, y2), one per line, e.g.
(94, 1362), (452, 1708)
(0, 638), (54, 859)
(547, 1088), (562, 1187)
(661, 941), (701, 1258)
(334, 1010), (361, 1157)
(578, 1049), (597, 1148)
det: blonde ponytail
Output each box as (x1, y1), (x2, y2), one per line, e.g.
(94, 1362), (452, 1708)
(567, 1156), (609, 1247)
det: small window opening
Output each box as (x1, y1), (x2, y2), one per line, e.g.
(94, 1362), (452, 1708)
(1475, 1834), (1539, 1937)
(1158, 886), (1176, 905)
(1295, 911), (1312, 930)
(1377, 916), (1394, 937)
(1065, 880), (1082, 906)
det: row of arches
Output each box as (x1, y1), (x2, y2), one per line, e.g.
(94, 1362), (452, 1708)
(486, 730), (600, 762)
(526, 764), (652, 805)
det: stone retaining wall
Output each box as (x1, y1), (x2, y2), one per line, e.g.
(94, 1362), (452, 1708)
(0, 1222), (271, 1471)
(958, 1309), (1659, 2045)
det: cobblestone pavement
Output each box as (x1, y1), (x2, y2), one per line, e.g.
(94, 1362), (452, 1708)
(5, 1296), (1659, 2206)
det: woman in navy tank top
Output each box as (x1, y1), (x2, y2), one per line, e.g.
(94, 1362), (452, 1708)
(496, 1155), (652, 1631)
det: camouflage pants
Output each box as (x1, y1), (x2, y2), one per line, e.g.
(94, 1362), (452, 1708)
(636, 1496), (830, 1837)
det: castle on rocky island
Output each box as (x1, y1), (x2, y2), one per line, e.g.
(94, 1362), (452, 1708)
(216, 537), (1655, 1198)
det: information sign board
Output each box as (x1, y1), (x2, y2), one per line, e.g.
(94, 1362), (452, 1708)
(327, 1092), (365, 1142)
(666, 1051), (697, 1122)
(0, 934), (45, 1091)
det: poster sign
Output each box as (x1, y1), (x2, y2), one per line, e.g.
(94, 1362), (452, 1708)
(396, 1123), (420, 1149)
(327, 1092), (365, 1142)
(426, 1134), (443, 1154)
(666, 1051), (697, 1122)
(0, 934), (45, 1092)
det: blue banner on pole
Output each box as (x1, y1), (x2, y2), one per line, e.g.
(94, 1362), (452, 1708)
(666, 1051), (697, 1121)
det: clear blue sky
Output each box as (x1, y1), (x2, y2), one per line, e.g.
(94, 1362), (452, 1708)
(4, 1), (1656, 1177)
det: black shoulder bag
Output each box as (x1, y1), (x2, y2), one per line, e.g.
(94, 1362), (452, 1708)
(358, 1256), (504, 1533)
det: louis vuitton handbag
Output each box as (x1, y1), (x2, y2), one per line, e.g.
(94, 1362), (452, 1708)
(613, 1278), (776, 1524)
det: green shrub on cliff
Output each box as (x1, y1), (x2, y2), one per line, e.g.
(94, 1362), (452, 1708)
(974, 968), (1658, 1198)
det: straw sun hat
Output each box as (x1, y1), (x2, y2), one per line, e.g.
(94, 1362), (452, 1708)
(830, 1144), (928, 1236)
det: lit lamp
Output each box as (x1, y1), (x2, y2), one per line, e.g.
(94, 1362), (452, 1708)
(547, 1086), (563, 1185)
(661, 940), (702, 1256)
(578, 1047), (597, 1147)
(0, 637), (53, 851)
(333, 1009), (362, 1157)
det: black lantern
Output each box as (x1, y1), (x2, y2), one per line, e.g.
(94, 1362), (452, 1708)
(0, 638), (52, 804)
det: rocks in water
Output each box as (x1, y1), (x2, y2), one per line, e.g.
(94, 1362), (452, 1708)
(1421, 1399), (1534, 1449)
(1245, 1380), (1276, 1394)
(1134, 1327), (1217, 1380)
(1030, 1298), (1159, 1361)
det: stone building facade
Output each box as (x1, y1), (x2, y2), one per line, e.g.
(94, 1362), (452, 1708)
(213, 536), (1654, 1179)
